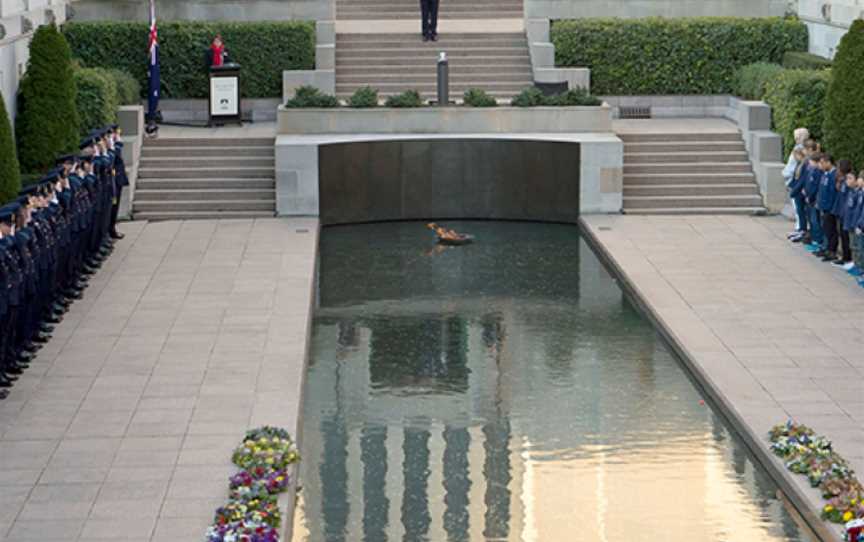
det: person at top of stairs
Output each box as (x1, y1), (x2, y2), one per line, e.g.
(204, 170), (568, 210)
(420, 0), (439, 42)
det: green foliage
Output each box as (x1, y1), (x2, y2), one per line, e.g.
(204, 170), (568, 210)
(782, 51), (832, 70)
(764, 68), (831, 156)
(0, 94), (21, 204)
(107, 69), (141, 105)
(552, 17), (808, 95)
(347, 86), (379, 108)
(823, 20), (864, 168)
(62, 21), (315, 99)
(734, 62), (786, 100)
(73, 67), (119, 136)
(511, 87), (602, 107)
(284, 86), (339, 108)
(15, 24), (80, 174)
(463, 88), (497, 107)
(384, 90), (423, 108)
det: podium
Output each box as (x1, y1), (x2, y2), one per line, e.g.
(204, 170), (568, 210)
(209, 63), (242, 126)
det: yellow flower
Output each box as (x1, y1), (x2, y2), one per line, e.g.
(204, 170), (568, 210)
(276, 476), (284, 482)
(825, 505), (834, 512)
(843, 511), (853, 522)
(265, 457), (274, 464)
(852, 498), (859, 505)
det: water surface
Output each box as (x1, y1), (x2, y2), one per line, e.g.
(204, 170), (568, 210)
(293, 221), (814, 542)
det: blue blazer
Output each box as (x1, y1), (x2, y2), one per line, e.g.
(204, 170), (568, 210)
(788, 161), (808, 197)
(816, 169), (838, 213)
(805, 166), (822, 204)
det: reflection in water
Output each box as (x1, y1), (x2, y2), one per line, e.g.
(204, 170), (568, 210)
(294, 222), (814, 542)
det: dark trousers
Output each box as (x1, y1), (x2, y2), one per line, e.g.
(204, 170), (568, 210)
(823, 212), (839, 255)
(420, 0), (439, 37)
(110, 186), (124, 234)
(839, 220), (853, 262)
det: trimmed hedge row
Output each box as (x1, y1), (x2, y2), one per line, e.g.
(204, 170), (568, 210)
(764, 69), (831, 156)
(62, 21), (315, 99)
(782, 51), (832, 70)
(551, 17), (808, 95)
(74, 68), (119, 136)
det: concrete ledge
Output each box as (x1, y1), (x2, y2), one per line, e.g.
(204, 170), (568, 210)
(757, 161), (788, 213)
(526, 17), (592, 91)
(736, 99), (772, 133)
(70, 0), (334, 21)
(277, 104), (613, 134)
(276, 132), (623, 218)
(156, 98), (280, 123)
(579, 216), (839, 542)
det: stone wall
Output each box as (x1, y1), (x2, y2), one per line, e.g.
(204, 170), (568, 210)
(525, 0), (786, 20)
(798, 0), (862, 58)
(69, 0), (334, 22)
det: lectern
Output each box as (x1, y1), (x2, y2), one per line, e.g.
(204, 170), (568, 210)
(209, 63), (242, 126)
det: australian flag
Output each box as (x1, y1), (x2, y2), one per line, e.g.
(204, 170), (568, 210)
(146, 0), (160, 122)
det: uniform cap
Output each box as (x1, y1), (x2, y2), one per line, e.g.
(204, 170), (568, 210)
(19, 185), (40, 196)
(79, 137), (95, 150)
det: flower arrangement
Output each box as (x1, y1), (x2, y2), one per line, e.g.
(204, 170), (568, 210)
(769, 421), (864, 539)
(204, 427), (301, 542)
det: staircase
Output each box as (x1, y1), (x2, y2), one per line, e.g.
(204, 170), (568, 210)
(134, 138), (276, 221)
(336, 33), (532, 101)
(337, 0), (522, 19)
(621, 132), (766, 214)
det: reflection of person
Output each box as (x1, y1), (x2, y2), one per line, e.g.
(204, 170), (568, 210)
(209, 34), (226, 67)
(426, 223), (460, 241)
(420, 0), (439, 42)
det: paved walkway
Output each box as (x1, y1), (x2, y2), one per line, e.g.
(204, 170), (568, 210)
(0, 218), (317, 542)
(582, 214), (864, 536)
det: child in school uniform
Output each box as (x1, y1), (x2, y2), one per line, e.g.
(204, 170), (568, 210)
(852, 173), (864, 281)
(815, 154), (839, 262)
(804, 151), (825, 252)
(836, 162), (857, 268)
(785, 146), (808, 242)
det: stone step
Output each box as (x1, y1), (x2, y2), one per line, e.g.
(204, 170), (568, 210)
(136, 210), (276, 221)
(133, 200), (276, 212)
(144, 138), (275, 148)
(338, 73), (531, 84)
(337, 47), (529, 58)
(335, 89), (520, 99)
(623, 207), (766, 215)
(337, 38), (527, 48)
(337, 32), (526, 42)
(336, 10), (522, 19)
(617, 133), (742, 143)
(623, 162), (753, 175)
(336, 1), (522, 9)
(139, 157), (275, 168)
(135, 189), (276, 202)
(624, 172), (756, 186)
(623, 194), (764, 209)
(623, 184), (760, 197)
(624, 141), (746, 153)
(141, 146), (274, 158)
(136, 178), (275, 190)
(337, 65), (532, 77)
(623, 151), (750, 164)
(138, 167), (275, 179)
(334, 55), (530, 67)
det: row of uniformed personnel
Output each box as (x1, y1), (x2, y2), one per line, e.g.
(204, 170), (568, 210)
(0, 125), (129, 399)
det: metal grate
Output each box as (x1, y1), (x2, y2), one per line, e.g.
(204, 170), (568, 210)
(619, 106), (651, 119)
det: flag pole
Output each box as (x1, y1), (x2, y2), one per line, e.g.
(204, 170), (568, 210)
(146, 0), (160, 136)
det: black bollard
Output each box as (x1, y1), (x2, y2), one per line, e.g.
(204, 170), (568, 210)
(437, 52), (449, 106)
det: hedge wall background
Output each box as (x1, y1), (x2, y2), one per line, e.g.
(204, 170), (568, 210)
(552, 17), (808, 95)
(764, 69), (830, 157)
(62, 21), (315, 99)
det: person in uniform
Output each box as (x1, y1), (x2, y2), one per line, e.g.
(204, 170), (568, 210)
(420, 0), (440, 42)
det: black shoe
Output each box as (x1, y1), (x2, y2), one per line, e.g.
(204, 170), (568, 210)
(110, 231), (125, 240)
(44, 314), (62, 324)
(791, 236), (804, 243)
(40, 324), (55, 333)
(832, 258), (848, 266)
(32, 333), (51, 344)
(22, 343), (39, 353)
(5, 365), (22, 375)
(17, 351), (35, 362)
(0, 389), (8, 400)
(0, 377), (13, 388)
(422, 34), (429, 42)
(821, 253), (835, 262)
(431, 33), (438, 41)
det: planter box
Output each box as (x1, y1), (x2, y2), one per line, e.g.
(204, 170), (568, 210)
(277, 104), (613, 135)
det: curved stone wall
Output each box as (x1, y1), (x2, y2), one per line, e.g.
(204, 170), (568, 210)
(317, 139), (580, 225)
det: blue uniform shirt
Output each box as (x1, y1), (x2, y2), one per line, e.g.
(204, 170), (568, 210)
(804, 165), (822, 204)
(816, 168), (838, 213)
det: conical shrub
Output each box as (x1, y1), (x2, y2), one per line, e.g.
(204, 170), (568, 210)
(0, 93), (20, 203)
(15, 24), (80, 173)
(823, 20), (864, 168)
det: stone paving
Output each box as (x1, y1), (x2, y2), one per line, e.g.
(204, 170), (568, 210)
(0, 218), (318, 542)
(583, 213), (864, 536)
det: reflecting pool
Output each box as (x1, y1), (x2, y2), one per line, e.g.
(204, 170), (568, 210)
(293, 221), (814, 542)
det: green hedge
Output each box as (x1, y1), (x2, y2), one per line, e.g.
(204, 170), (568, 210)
(551, 17), (808, 95)
(824, 20), (864, 169)
(764, 69), (831, 156)
(0, 94), (21, 204)
(733, 62), (786, 100)
(782, 51), (832, 70)
(108, 69), (141, 105)
(74, 67), (119, 136)
(62, 21), (315, 99)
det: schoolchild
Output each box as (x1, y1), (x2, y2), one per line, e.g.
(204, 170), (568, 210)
(815, 154), (839, 261)
(833, 160), (855, 267)
(804, 151), (825, 252)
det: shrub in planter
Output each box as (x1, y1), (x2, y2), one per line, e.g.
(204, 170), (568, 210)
(511, 87), (546, 107)
(734, 62), (786, 100)
(74, 67), (119, 135)
(0, 94), (20, 204)
(764, 68), (831, 156)
(284, 85), (339, 108)
(823, 20), (864, 168)
(348, 86), (379, 108)
(546, 87), (602, 106)
(782, 51), (832, 71)
(552, 17), (807, 95)
(463, 88), (497, 107)
(16, 24), (80, 173)
(108, 69), (141, 105)
(384, 90), (423, 108)
(62, 21), (315, 99)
